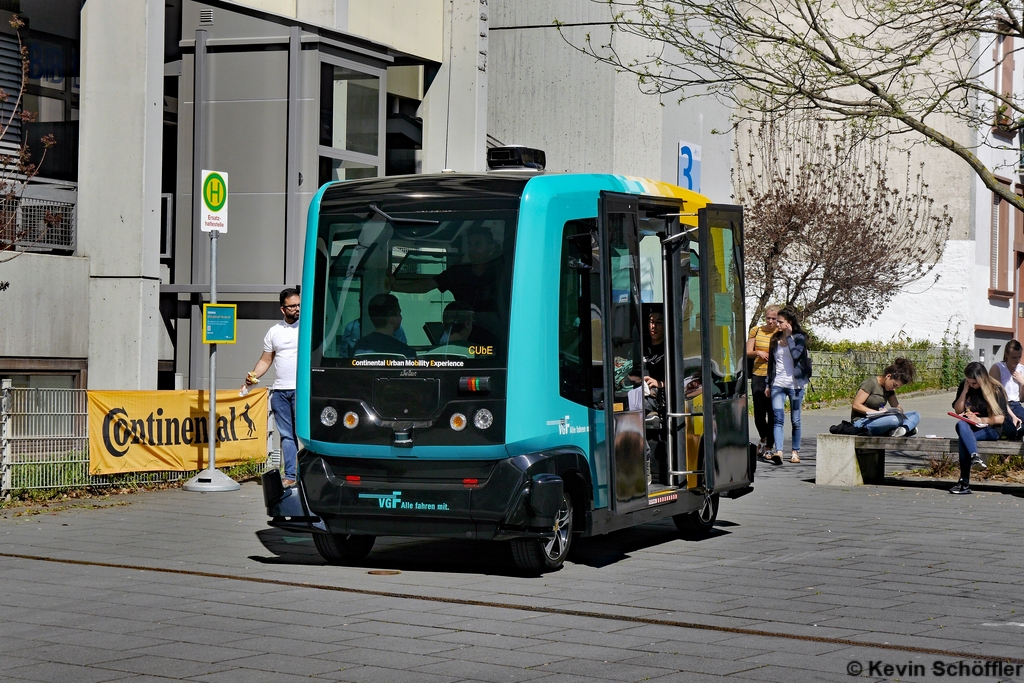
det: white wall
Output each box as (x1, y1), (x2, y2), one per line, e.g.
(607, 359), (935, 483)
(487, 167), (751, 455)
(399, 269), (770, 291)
(0, 254), (90, 358)
(487, 8), (734, 193)
(811, 240), (974, 345)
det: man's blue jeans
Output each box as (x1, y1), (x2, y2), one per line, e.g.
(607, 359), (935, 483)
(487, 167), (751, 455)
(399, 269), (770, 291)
(270, 389), (297, 481)
(854, 411), (921, 436)
(771, 385), (806, 452)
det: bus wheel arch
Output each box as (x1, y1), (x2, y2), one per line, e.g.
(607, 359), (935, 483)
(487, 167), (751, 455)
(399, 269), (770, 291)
(313, 532), (376, 564)
(672, 493), (719, 539)
(511, 489), (573, 573)
(559, 468), (589, 535)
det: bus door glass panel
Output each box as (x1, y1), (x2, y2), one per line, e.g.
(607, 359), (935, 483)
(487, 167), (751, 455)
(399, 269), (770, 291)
(698, 207), (751, 492)
(666, 233), (703, 489)
(638, 214), (668, 485)
(557, 219), (608, 508)
(599, 195), (647, 512)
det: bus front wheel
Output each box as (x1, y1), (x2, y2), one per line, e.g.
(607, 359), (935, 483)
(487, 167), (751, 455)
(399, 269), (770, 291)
(511, 491), (573, 573)
(313, 532), (376, 564)
(672, 494), (719, 539)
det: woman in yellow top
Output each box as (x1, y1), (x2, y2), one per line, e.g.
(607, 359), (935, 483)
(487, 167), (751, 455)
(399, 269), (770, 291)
(746, 305), (780, 458)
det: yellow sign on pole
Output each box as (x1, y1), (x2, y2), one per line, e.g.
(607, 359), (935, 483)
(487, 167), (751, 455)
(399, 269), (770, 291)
(202, 303), (237, 344)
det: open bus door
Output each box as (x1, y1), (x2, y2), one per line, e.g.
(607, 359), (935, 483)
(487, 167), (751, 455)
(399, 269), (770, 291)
(596, 193), (649, 514)
(594, 194), (751, 523)
(660, 204), (751, 498)
(694, 205), (751, 495)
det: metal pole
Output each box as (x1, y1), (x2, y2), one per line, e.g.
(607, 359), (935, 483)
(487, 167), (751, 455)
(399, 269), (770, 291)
(1, 378), (12, 501)
(189, 29), (208, 390)
(180, 28), (237, 493)
(183, 225), (237, 492)
(284, 25), (300, 284)
(209, 228), (217, 470)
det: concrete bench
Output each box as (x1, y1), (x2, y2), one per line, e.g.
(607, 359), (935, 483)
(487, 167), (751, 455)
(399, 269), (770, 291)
(816, 434), (1024, 486)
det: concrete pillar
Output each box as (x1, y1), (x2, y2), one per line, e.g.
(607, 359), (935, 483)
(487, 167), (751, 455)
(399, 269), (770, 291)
(77, 0), (164, 389)
(421, 0), (488, 173)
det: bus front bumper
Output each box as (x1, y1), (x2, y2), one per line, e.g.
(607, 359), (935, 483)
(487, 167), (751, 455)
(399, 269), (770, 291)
(265, 452), (564, 541)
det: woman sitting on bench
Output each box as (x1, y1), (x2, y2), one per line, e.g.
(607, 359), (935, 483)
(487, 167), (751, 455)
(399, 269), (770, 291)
(850, 358), (920, 436)
(949, 362), (1009, 495)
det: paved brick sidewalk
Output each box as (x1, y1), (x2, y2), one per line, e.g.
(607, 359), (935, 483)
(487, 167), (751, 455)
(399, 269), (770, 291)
(2, 405), (1024, 682)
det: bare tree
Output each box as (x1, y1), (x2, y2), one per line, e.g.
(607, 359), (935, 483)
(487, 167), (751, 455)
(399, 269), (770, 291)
(0, 14), (58, 287)
(741, 114), (951, 329)
(561, 0), (1024, 211)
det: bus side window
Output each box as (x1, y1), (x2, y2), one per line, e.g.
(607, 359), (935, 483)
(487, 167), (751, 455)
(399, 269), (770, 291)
(558, 219), (597, 406)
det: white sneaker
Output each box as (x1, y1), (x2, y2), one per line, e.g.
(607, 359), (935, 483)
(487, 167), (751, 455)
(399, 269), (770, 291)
(891, 426), (907, 437)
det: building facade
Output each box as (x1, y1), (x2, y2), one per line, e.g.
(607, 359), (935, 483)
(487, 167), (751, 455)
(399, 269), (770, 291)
(0, 0), (739, 391)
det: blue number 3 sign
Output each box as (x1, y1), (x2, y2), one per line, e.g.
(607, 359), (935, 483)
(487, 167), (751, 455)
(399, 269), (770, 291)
(677, 142), (702, 193)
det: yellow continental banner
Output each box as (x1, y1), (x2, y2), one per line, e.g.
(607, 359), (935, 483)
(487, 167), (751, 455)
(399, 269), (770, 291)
(88, 389), (268, 474)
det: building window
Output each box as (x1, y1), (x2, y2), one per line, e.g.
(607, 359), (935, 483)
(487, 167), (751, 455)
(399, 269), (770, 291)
(318, 156), (377, 186)
(23, 32), (80, 181)
(994, 35), (1015, 133)
(992, 186), (1011, 294)
(317, 55), (383, 187)
(319, 63), (380, 155)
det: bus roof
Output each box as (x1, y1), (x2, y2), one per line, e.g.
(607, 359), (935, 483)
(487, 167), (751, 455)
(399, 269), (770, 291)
(317, 173), (712, 212)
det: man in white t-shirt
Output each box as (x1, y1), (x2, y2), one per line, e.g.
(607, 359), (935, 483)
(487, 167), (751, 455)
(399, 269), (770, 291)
(246, 288), (300, 487)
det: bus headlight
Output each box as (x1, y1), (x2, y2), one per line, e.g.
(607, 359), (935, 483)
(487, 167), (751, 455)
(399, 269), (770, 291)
(320, 407), (338, 427)
(343, 411), (359, 429)
(450, 413), (467, 431)
(473, 409), (493, 430)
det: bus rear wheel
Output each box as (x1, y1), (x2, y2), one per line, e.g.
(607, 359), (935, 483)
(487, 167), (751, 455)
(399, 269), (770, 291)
(313, 532), (376, 564)
(511, 491), (573, 573)
(672, 494), (719, 539)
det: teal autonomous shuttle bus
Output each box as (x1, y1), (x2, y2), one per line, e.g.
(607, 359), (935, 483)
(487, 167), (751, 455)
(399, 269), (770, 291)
(263, 172), (754, 572)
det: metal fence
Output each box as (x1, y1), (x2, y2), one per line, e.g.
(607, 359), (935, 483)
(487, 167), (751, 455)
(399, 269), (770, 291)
(0, 198), (76, 252)
(0, 381), (277, 500)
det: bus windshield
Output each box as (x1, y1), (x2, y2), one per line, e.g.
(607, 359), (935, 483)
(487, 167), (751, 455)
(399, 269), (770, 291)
(313, 208), (517, 369)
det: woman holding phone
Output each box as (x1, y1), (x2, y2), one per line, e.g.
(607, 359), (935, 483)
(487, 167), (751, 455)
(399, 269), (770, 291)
(949, 362), (1008, 495)
(766, 306), (812, 465)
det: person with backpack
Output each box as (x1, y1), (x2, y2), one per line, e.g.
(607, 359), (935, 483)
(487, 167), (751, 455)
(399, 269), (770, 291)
(765, 306), (812, 464)
(850, 358), (920, 436)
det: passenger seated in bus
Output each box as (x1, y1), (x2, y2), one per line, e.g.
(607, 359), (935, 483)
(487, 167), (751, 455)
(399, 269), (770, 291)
(629, 310), (666, 415)
(426, 301), (501, 358)
(338, 318), (408, 358)
(643, 310), (666, 392)
(438, 301), (473, 346)
(352, 294), (416, 359)
(388, 226), (503, 314)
